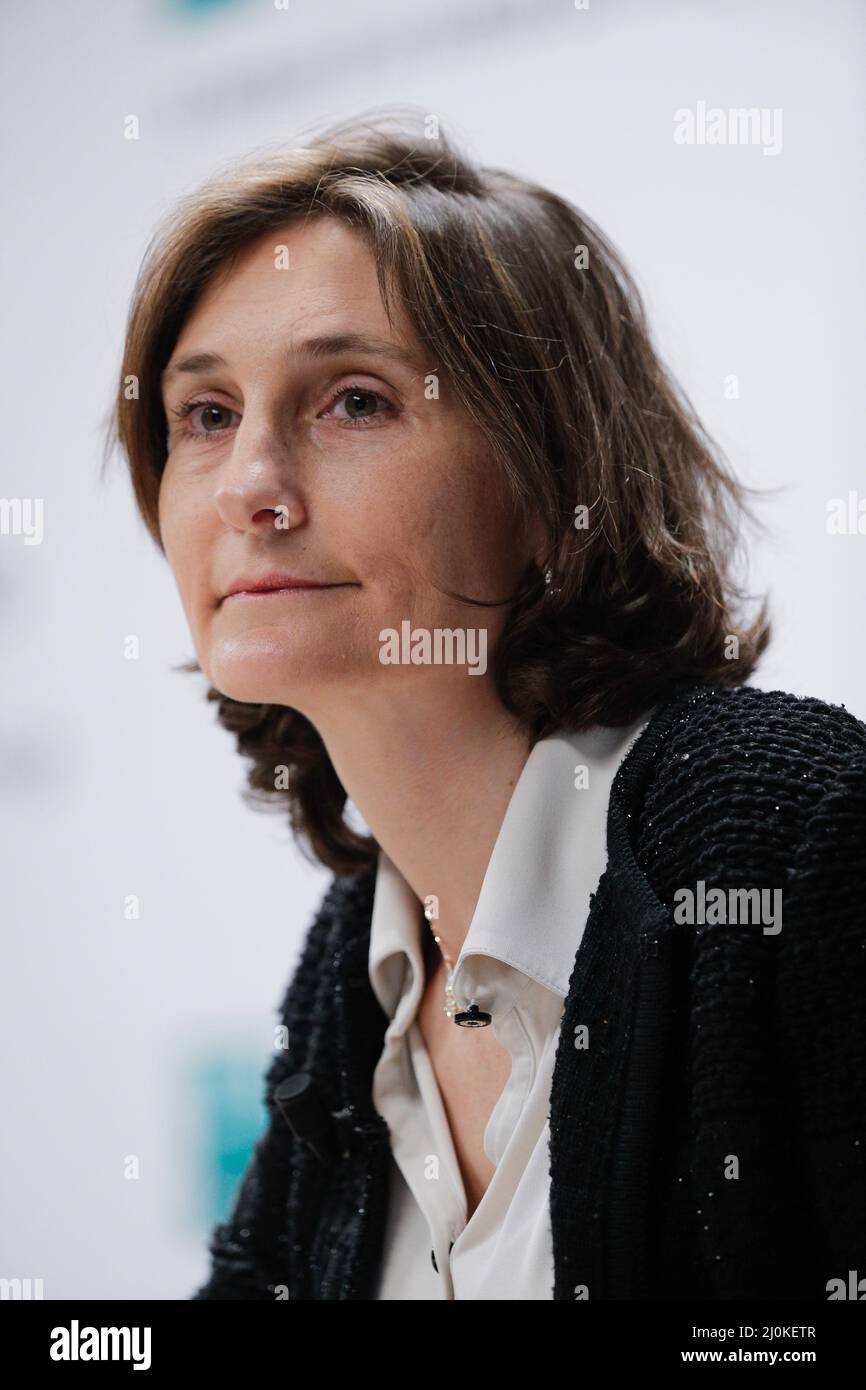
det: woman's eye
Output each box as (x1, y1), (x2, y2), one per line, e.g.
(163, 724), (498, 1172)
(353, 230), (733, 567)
(171, 399), (239, 442)
(322, 385), (394, 426)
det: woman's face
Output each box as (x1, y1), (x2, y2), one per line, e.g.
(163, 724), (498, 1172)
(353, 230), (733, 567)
(158, 216), (542, 716)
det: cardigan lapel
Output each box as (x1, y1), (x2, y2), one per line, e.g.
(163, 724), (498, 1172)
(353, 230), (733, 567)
(316, 908), (393, 1298)
(548, 688), (702, 1298)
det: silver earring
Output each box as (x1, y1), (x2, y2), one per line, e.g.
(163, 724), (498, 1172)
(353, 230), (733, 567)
(544, 567), (562, 597)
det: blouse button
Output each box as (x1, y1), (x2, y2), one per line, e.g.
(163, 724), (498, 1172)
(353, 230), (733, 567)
(431, 1240), (455, 1274)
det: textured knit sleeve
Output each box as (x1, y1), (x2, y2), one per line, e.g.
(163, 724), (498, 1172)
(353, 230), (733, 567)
(629, 686), (866, 1296)
(774, 740), (866, 1292)
(190, 875), (345, 1300)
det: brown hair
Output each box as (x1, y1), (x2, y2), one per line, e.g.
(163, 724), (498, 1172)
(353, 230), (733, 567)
(104, 106), (771, 876)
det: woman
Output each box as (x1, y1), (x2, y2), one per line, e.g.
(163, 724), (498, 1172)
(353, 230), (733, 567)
(106, 113), (866, 1300)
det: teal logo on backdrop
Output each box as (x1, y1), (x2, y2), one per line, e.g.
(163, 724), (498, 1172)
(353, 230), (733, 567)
(191, 1050), (269, 1228)
(162, 0), (249, 17)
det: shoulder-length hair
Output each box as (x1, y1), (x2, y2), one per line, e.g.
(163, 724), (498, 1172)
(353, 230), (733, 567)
(104, 107), (770, 876)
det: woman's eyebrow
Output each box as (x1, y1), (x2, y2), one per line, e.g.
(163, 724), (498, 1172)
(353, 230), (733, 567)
(299, 332), (424, 370)
(160, 332), (424, 390)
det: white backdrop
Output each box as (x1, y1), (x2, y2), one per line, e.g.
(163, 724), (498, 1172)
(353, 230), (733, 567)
(1, 0), (863, 1299)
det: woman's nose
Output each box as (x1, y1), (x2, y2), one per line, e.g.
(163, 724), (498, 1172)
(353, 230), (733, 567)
(213, 419), (307, 533)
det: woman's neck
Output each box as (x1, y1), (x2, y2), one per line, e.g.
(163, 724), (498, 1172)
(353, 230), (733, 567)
(310, 678), (534, 962)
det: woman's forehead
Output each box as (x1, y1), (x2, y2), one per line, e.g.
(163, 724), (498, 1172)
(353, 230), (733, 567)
(172, 220), (413, 354)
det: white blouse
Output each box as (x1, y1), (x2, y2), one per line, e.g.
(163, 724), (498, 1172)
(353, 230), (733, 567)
(367, 712), (653, 1300)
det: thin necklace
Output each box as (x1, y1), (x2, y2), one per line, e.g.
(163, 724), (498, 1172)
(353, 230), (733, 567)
(422, 902), (492, 1028)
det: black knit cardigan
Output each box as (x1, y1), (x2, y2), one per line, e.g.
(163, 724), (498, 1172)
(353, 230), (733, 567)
(192, 685), (866, 1300)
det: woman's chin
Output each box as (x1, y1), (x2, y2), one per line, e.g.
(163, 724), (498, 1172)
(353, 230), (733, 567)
(205, 639), (348, 707)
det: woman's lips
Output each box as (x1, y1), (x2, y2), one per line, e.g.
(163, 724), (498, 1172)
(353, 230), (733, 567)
(223, 583), (349, 600)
